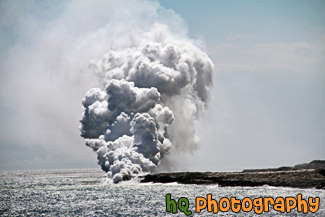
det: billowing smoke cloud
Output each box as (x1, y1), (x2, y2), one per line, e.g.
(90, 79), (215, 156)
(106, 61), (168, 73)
(80, 24), (214, 183)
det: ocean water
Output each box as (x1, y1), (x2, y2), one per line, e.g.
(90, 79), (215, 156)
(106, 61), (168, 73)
(0, 169), (324, 216)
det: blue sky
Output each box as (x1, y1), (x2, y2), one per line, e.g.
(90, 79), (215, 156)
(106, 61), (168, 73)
(0, 0), (324, 171)
(159, 0), (325, 43)
(158, 0), (325, 170)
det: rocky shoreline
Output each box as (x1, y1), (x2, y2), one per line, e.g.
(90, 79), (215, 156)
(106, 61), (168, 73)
(140, 160), (325, 189)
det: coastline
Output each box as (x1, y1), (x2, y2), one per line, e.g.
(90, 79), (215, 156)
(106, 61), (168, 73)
(141, 160), (325, 189)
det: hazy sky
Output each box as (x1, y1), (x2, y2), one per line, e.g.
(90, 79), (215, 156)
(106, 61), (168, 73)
(0, 0), (324, 171)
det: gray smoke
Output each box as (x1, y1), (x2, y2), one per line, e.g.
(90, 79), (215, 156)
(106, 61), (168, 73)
(80, 24), (214, 183)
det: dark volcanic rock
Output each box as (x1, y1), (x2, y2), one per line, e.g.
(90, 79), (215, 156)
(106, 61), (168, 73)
(140, 160), (325, 189)
(294, 160), (325, 170)
(242, 160), (325, 173)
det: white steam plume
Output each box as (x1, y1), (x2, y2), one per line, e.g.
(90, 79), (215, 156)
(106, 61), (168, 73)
(0, 0), (213, 174)
(80, 24), (214, 183)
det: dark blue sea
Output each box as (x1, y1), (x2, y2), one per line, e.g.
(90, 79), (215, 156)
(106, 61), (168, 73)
(0, 169), (324, 216)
